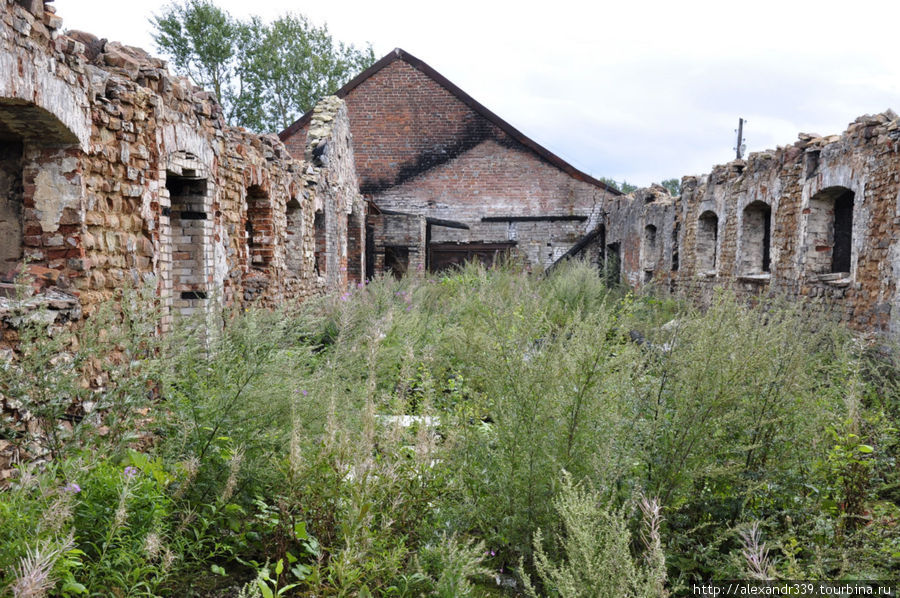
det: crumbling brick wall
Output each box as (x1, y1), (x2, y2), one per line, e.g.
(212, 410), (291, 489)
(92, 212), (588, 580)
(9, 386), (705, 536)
(0, 0), (361, 342)
(607, 113), (900, 335)
(599, 186), (678, 288)
(367, 212), (427, 277)
(301, 97), (364, 289)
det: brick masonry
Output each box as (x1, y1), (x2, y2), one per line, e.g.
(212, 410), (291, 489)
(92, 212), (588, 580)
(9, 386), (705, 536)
(280, 50), (620, 274)
(3, 0), (900, 342)
(0, 0), (361, 343)
(595, 114), (900, 336)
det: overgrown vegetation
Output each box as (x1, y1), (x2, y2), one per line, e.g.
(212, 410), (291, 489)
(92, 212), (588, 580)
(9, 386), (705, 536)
(1, 262), (898, 596)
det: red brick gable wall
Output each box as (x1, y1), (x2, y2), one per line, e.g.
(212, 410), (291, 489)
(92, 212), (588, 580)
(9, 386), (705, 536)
(284, 59), (515, 194)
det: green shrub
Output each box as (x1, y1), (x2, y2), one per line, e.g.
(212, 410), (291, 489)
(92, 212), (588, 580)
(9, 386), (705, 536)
(2, 260), (898, 595)
(520, 474), (666, 598)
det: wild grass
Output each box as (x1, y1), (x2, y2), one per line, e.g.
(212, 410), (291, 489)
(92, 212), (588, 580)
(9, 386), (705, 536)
(0, 261), (897, 596)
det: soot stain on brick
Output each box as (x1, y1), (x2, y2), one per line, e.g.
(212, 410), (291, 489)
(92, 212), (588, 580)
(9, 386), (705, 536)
(360, 120), (493, 195)
(493, 133), (558, 168)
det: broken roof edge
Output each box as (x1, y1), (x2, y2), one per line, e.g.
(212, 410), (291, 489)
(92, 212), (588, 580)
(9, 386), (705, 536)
(278, 48), (622, 196)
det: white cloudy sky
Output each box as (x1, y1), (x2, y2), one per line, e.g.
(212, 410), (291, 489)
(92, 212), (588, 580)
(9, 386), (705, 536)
(55, 0), (900, 187)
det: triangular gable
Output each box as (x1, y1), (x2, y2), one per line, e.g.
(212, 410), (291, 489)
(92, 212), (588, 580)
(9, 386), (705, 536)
(279, 48), (620, 196)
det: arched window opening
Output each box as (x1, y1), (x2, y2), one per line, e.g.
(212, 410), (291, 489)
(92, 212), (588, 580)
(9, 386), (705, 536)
(806, 186), (854, 276)
(246, 185), (272, 269)
(741, 201), (771, 274)
(697, 211), (718, 272)
(166, 165), (210, 308)
(346, 207), (363, 284)
(642, 224), (658, 281)
(671, 223), (680, 272)
(314, 210), (326, 276)
(0, 133), (23, 271)
(285, 196), (303, 276)
(643, 224), (657, 263)
(0, 100), (82, 275)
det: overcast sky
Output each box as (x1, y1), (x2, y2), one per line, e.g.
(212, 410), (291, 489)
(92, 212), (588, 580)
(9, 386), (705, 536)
(55, 0), (900, 187)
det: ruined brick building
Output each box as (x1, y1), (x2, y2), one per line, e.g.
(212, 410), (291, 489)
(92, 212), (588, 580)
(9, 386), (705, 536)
(586, 113), (900, 336)
(2, 0), (900, 340)
(0, 0), (363, 339)
(280, 48), (621, 276)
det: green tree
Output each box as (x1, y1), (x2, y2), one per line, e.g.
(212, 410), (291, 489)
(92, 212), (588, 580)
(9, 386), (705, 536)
(599, 177), (638, 194)
(234, 14), (375, 131)
(660, 178), (681, 196)
(151, 0), (375, 132)
(150, 0), (236, 105)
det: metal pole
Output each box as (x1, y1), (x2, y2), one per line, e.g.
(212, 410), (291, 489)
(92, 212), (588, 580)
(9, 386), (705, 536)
(736, 118), (744, 160)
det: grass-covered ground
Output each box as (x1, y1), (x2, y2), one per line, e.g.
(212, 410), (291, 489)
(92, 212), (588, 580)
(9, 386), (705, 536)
(2, 262), (899, 597)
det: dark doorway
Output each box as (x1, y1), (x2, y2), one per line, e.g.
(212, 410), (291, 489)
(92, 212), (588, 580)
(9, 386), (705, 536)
(605, 242), (621, 285)
(384, 246), (410, 279)
(671, 223), (680, 272)
(0, 138), (23, 271)
(314, 211), (326, 276)
(428, 242), (515, 273)
(365, 223), (375, 282)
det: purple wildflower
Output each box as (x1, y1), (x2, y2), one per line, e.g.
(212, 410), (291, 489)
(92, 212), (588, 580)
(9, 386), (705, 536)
(62, 483), (81, 494)
(123, 466), (139, 479)
(301, 390), (308, 396)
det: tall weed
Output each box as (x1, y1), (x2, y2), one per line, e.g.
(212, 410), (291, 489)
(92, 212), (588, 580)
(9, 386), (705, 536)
(1, 260), (898, 594)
